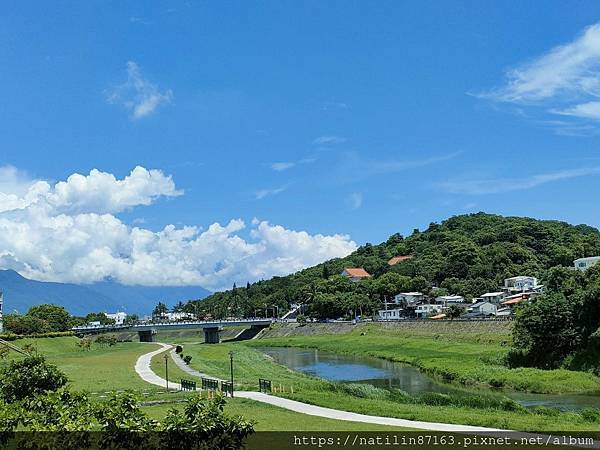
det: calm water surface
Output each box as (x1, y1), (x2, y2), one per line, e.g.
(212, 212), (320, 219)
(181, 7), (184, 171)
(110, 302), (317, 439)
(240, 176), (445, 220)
(258, 346), (600, 411)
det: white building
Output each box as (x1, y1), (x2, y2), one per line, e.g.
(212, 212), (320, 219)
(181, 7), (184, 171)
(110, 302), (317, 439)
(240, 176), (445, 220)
(467, 302), (497, 316)
(106, 312), (128, 325)
(378, 308), (403, 321)
(504, 276), (538, 292)
(435, 295), (465, 306)
(164, 312), (194, 321)
(393, 292), (424, 306)
(480, 292), (506, 305)
(574, 256), (600, 271)
(415, 304), (442, 318)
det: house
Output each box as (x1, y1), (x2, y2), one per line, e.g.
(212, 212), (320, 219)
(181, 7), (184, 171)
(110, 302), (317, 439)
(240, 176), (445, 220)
(341, 267), (372, 282)
(106, 311), (127, 325)
(387, 255), (413, 266)
(415, 304), (442, 318)
(164, 312), (194, 321)
(503, 276), (539, 292)
(501, 293), (531, 305)
(467, 302), (497, 316)
(495, 307), (512, 317)
(574, 256), (600, 271)
(435, 295), (465, 306)
(378, 308), (403, 321)
(393, 292), (424, 306)
(480, 292), (506, 305)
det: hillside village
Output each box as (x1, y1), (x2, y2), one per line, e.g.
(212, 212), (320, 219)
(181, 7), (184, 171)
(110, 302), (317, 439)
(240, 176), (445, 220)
(345, 255), (600, 321)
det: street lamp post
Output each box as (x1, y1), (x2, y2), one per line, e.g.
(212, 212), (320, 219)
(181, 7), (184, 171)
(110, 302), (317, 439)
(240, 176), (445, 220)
(163, 353), (169, 391)
(229, 351), (234, 397)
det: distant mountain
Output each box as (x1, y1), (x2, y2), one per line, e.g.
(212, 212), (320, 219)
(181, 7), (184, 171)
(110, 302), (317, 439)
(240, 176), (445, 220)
(0, 270), (210, 316)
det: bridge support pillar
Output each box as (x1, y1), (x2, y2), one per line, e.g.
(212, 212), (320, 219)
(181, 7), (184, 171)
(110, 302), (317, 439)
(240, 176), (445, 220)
(138, 329), (157, 342)
(203, 327), (221, 344)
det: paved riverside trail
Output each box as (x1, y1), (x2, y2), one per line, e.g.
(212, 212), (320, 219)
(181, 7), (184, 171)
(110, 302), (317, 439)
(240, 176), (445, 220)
(134, 344), (504, 432)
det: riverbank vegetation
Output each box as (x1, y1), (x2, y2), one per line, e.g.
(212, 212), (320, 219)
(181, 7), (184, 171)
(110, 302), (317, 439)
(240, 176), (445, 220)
(510, 265), (600, 374)
(252, 322), (600, 394)
(178, 339), (600, 432)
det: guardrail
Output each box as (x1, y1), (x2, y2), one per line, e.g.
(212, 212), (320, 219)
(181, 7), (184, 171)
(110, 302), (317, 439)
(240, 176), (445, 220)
(72, 317), (273, 332)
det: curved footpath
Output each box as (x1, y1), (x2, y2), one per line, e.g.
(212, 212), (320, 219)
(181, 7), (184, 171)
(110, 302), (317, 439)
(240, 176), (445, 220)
(134, 343), (502, 432)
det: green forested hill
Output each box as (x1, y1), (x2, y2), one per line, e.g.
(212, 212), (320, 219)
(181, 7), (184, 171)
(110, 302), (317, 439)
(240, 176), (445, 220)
(186, 213), (600, 319)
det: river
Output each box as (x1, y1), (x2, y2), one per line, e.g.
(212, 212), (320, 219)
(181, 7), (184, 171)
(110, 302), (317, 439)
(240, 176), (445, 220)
(257, 346), (600, 411)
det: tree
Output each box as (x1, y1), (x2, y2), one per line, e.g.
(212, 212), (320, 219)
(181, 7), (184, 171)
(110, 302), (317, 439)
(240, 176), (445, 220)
(124, 314), (139, 324)
(26, 304), (71, 332)
(512, 293), (580, 369)
(447, 304), (463, 320)
(296, 314), (307, 326)
(4, 314), (50, 335)
(172, 301), (186, 313)
(84, 312), (115, 325)
(152, 302), (168, 318)
(0, 355), (68, 403)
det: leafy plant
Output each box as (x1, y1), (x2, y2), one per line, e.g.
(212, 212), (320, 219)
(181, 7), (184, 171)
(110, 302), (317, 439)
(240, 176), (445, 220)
(0, 355), (68, 403)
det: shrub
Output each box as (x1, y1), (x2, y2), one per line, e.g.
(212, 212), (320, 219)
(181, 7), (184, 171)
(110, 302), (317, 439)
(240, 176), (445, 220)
(175, 345), (183, 354)
(161, 395), (254, 448)
(532, 406), (561, 417)
(416, 392), (453, 406)
(0, 331), (74, 341)
(95, 335), (117, 347)
(0, 355), (68, 403)
(183, 355), (192, 365)
(329, 383), (390, 400)
(580, 408), (600, 423)
(296, 314), (307, 326)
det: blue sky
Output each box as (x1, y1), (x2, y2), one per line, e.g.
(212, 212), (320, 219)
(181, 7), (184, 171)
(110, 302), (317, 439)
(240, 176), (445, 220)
(2, 1), (600, 289)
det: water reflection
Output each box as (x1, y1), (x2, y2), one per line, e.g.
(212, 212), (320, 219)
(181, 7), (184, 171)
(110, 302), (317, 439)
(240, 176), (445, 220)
(258, 346), (600, 411)
(258, 346), (455, 395)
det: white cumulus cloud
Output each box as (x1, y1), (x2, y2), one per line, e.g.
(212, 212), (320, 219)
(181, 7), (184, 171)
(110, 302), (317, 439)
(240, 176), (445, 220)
(0, 166), (357, 291)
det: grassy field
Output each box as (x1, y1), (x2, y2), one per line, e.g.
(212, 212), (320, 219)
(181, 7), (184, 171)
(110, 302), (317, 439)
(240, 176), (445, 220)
(5, 322), (600, 432)
(150, 347), (196, 384)
(179, 340), (600, 432)
(142, 397), (415, 431)
(1, 336), (163, 392)
(252, 322), (600, 395)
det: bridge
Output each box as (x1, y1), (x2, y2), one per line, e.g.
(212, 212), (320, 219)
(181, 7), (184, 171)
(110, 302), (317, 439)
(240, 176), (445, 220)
(72, 318), (274, 344)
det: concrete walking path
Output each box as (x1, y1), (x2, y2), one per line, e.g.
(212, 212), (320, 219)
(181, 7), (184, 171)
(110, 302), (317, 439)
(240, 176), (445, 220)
(134, 344), (504, 432)
(168, 347), (224, 381)
(134, 343), (181, 390)
(235, 391), (503, 432)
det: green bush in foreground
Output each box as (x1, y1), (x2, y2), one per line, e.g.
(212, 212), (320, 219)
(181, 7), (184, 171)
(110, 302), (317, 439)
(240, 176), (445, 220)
(0, 355), (68, 403)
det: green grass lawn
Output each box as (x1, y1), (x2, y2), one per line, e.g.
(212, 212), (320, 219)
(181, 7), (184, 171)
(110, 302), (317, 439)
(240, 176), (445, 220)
(2, 336), (164, 392)
(142, 397), (415, 431)
(150, 347), (196, 385)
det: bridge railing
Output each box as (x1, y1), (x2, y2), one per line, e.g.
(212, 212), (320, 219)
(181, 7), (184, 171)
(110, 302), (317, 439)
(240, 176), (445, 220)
(72, 317), (273, 331)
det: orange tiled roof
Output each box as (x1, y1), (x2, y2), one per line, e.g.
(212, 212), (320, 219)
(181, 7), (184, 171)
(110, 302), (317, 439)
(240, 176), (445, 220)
(343, 268), (371, 278)
(502, 297), (527, 306)
(387, 255), (413, 265)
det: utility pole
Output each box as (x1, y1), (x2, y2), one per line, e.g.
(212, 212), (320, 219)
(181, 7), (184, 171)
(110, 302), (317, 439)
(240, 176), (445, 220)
(229, 351), (234, 397)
